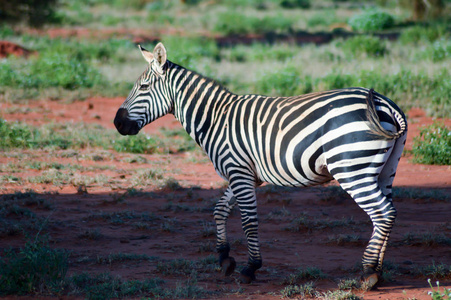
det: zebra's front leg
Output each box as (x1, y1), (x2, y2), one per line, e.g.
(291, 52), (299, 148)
(229, 176), (262, 283)
(214, 187), (237, 276)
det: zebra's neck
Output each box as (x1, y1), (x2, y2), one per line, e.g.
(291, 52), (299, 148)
(168, 62), (239, 146)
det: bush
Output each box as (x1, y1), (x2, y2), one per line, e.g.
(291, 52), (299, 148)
(348, 10), (395, 32)
(340, 35), (388, 58)
(412, 122), (451, 165)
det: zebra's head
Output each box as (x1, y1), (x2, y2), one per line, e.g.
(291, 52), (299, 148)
(114, 42), (171, 135)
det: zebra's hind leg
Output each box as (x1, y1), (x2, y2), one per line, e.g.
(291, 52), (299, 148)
(214, 187), (237, 276)
(337, 176), (397, 289)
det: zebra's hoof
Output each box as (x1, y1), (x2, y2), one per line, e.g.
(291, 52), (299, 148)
(239, 266), (256, 284)
(361, 272), (379, 290)
(220, 257), (236, 277)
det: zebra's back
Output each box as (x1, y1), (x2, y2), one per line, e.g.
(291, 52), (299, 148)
(222, 87), (402, 187)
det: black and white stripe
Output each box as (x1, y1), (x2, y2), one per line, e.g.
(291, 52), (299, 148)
(114, 43), (407, 286)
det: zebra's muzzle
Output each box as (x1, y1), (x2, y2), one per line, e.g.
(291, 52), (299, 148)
(114, 108), (141, 135)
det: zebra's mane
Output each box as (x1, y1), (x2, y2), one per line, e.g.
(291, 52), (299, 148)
(168, 60), (235, 96)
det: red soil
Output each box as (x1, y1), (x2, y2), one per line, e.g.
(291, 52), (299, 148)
(0, 41), (36, 58)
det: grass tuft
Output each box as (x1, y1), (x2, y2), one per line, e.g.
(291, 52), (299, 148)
(283, 267), (326, 285)
(280, 281), (315, 298)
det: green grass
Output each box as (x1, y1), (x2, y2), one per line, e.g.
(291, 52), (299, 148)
(252, 66), (450, 117)
(316, 290), (361, 300)
(402, 232), (451, 247)
(69, 272), (164, 299)
(0, 191), (52, 237)
(340, 35), (388, 58)
(0, 36), (135, 102)
(0, 119), (199, 155)
(414, 263), (451, 280)
(0, 238), (68, 295)
(214, 11), (294, 36)
(280, 281), (315, 298)
(282, 266), (326, 285)
(412, 122), (451, 165)
(399, 24), (449, 45)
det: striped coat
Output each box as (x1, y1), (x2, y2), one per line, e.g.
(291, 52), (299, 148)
(114, 43), (407, 287)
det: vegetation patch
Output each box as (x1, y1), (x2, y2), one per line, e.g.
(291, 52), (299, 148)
(347, 10), (395, 32)
(340, 35), (387, 58)
(0, 119), (200, 155)
(0, 238), (68, 295)
(280, 281), (315, 298)
(414, 263), (451, 280)
(282, 267), (326, 285)
(412, 122), (451, 165)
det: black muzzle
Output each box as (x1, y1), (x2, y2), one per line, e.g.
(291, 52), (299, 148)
(114, 108), (141, 135)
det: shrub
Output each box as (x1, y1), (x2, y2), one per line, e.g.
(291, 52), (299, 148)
(340, 35), (387, 58)
(348, 10), (395, 32)
(412, 122), (451, 165)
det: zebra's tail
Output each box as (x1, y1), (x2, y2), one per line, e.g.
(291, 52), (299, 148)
(365, 88), (407, 140)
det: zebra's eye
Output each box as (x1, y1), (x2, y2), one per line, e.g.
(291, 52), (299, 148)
(139, 84), (149, 91)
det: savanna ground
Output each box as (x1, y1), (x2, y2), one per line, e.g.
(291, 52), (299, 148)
(1, 0), (451, 299)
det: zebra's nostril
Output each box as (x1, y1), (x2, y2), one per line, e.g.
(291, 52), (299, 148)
(114, 108), (129, 131)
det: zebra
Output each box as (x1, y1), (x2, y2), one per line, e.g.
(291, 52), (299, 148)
(114, 42), (407, 288)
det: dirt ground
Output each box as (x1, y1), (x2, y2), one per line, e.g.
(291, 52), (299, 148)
(0, 97), (450, 299)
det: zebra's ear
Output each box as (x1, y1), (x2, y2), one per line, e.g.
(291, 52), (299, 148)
(153, 42), (167, 73)
(139, 45), (154, 64)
